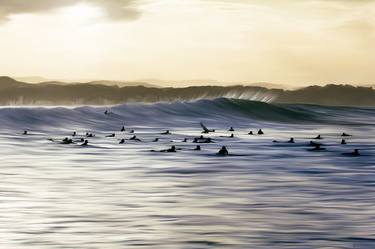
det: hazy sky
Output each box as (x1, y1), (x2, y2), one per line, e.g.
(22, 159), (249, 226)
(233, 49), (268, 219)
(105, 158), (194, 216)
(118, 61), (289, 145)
(0, 0), (374, 87)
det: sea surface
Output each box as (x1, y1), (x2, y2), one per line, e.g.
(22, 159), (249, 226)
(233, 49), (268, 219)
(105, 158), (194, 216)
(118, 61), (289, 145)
(0, 98), (374, 249)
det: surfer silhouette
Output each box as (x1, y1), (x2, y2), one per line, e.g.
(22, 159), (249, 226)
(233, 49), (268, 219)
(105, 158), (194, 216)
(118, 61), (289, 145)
(217, 146), (229, 156)
(161, 130), (170, 135)
(194, 145), (201, 151)
(341, 139), (347, 145)
(258, 129), (264, 135)
(61, 137), (73, 144)
(86, 133), (94, 138)
(229, 127), (235, 132)
(200, 122), (215, 133)
(129, 135), (141, 141)
(81, 140), (88, 146)
(119, 139), (125, 144)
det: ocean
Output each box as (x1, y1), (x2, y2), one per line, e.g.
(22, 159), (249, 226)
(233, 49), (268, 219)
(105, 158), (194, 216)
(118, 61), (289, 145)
(0, 98), (374, 249)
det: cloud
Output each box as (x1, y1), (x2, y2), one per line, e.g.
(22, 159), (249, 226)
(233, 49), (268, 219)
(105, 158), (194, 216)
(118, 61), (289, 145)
(0, 0), (140, 22)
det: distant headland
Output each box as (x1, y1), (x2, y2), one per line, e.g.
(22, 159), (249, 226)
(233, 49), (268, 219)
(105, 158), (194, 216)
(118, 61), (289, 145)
(0, 76), (374, 106)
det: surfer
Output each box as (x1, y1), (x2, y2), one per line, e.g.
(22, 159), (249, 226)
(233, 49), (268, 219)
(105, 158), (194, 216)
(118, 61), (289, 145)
(61, 137), (73, 144)
(230, 133), (234, 138)
(341, 132), (351, 137)
(86, 133), (94, 138)
(129, 135), (141, 142)
(72, 131), (76, 137)
(229, 127), (235, 132)
(23, 130), (28, 135)
(119, 139), (125, 144)
(194, 137), (213, 143)
(153, 138), (159, 142)
(151, 145), (178, 153)
(314, 134), (322, 139)
(106, 133), (115, 138)
(81, 140), (88, 146)
(104, 110), (109, 115)
(288, 137), (295, 143)
(161, 130), (171, 135)
(200, 122), (215, 133)
(167, 146), (177, 152)
(194, 145), (201, 151)
(121, 126), (125, 132)
(182, 138), (188, 142)
(217, 146), (229, 156)
(130, 130), (135, 134)
(248, 131), (253, 135)
(258, 129), (264, 135)
(341, 139), (347, 145)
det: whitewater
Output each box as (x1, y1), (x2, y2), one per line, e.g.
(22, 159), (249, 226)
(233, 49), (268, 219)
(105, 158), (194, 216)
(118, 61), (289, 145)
(0, 98), (374, 249)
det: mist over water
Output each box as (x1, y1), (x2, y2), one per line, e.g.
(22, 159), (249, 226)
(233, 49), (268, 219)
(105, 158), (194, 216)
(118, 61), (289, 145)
(0, 98), (374, 249)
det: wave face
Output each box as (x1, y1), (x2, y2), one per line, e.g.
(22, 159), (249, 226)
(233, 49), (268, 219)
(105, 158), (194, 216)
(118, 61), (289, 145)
(0, 98), (374, 131)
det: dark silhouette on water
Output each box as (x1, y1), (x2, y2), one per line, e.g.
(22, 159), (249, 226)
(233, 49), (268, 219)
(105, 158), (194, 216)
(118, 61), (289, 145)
(341, 139), (347, 145)
(86, 133), (94, 138)
(200, 122), (215, 133)
(230, 133), (234, 138)
(23, 130), (28, 135)
(61, 137), (73, 144)
(119, 139), (125, 144)
(129, 135), (141, 142)
(288, 137), (295, 143)
(182, 138), (188, 142)
(217, 146), (229, 156)
(248, 131), (253, 135)
(314, 134), (322, 139)
(193, 136), (213, 143)
(258, 129), (264, 135)
(121, 126), (125, 132)
(153, 138), (159, 142)
(81, 140), (88, 146)
(194, 145), (201, 151)
(161, 130), (170, 135)
(155, 146), (177, 153)
(130, 130), (135, 134)
(72, 131), (76, 137)
(341, 132), (351, 137)
(106, 133), (115, 137)
(229, 127), (234, 132)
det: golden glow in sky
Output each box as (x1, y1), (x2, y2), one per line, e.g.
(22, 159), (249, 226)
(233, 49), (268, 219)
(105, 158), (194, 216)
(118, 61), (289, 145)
(0, 0), (374, 87)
